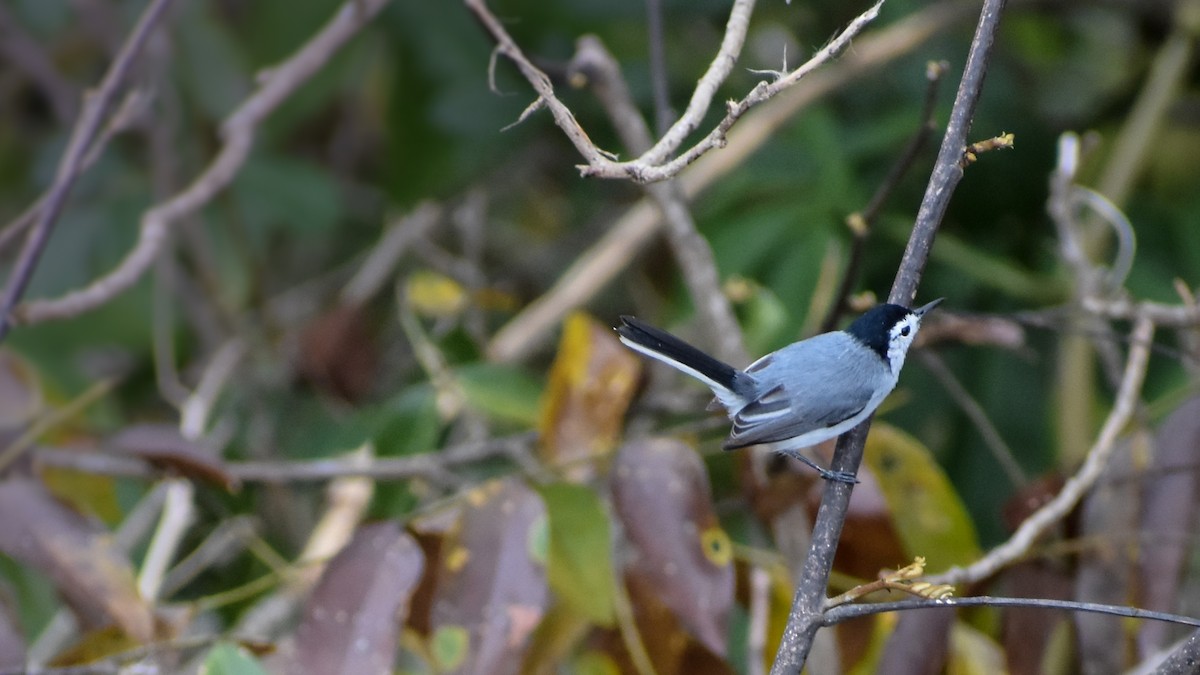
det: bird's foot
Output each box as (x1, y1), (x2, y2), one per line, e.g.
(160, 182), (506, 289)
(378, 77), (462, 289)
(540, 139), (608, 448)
(817, 468), (860, 484)
(784, 451), (860, 484)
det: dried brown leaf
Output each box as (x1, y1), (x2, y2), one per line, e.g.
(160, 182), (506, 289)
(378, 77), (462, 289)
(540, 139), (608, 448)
(0, 478), (153, 642)
(430, 479), (547, 675)
(274, 521), (424, 674)
(297, 304), (379, 402)
(610, 438), (733, 656)
(1137, 396), (1200, 657)
(616, 572), (736, 675)
(109, 424), (238, 491)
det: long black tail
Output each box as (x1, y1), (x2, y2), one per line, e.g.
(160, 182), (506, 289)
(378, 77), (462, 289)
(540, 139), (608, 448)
(615, 316), (755, 403)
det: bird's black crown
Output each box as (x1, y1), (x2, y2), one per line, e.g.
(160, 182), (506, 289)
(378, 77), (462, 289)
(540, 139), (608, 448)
(844, 303), (912, 362)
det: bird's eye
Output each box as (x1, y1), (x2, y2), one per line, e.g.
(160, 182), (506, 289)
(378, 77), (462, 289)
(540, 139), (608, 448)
(900, 326), (911, 337)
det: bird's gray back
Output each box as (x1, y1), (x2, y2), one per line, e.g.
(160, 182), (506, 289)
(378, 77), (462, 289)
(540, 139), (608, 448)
(726, 333), (893, 448)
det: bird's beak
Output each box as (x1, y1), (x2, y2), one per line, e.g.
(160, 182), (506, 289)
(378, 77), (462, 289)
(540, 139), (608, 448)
(914, 298), (944, 317)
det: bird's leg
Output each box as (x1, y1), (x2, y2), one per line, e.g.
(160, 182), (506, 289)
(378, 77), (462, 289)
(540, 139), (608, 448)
(781, 450), (860, 484)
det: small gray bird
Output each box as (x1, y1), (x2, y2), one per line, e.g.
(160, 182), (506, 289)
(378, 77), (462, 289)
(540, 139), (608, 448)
(616, 299), (942, 483)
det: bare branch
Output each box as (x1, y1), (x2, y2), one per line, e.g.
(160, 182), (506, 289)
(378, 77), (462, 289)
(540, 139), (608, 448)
(178, 338), (247, 441)
(0, 0), (176, 341)
(464, 0), (617, 167)
(1081, 295), (1200, 327)
(137, 479), (194, 601)
(635, 0), (757, 167)
(584, 1), (886, 182)
(467, 0), (886, 183)
(14, 0), (391, 327)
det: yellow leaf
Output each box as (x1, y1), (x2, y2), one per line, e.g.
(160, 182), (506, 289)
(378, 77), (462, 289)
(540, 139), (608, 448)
(947, 622), (1007, 675)
(864, 423), (982, 572)
(538, 313), (641, 481)
(405, 270), (466, 318)
(42, 466), (122, 524)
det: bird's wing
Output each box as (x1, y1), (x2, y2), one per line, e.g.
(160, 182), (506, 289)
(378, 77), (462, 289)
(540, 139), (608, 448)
(723, 376), (875, 450)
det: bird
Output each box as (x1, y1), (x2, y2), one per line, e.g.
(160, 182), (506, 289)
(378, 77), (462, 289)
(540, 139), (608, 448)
(615, 299), (942, 483)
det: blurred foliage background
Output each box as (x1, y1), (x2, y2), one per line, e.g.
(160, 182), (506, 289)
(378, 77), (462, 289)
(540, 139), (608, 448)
(0, 0), (1198, 672)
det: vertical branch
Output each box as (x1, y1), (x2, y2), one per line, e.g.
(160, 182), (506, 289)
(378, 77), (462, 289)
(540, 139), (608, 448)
(769, 0), (1009, 671)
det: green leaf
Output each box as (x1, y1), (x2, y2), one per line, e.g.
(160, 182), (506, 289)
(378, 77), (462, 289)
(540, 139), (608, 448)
(174, 2), (251, 120)
(232, 155), (344, 239)
(430, 625), (469, 672)
(373, 386), (441, 457)
(456, 362), (543, 426)
(200, 643), (268, 675)
(536, 483), (616, 626)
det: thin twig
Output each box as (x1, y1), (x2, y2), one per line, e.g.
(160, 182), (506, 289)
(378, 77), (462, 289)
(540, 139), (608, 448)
(13, 0), (391, 328)
(0, 0), (176, 342)
(634, 0), (756, 168)
(468, 0), (886, 183)
(35, 432), (538, 483)
(770, 0), (1009, 671)
(927, 316), (1154, 586)
(917, 350), (1027, 488)
(584, 1), (886, 182)
(0, 89), (153, 258)
(464, 0), (617, 166)
(0, 378), (117, 473)
(179, 338), (246, 441)
(137, 479), (194, 601)
(820, 60), (947, 332)
(820, 595), (1200, 629)
(1081, 295), (1200, 327)
(340, 202), (442, 306)
(159, 515), (257, 599)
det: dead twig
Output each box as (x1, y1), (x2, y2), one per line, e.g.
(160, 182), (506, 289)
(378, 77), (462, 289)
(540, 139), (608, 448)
(468, 0), (886, 183)
(584, 1), (886, 182)
(13, 0), (391, 328)
(35, 432), (538, 483)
